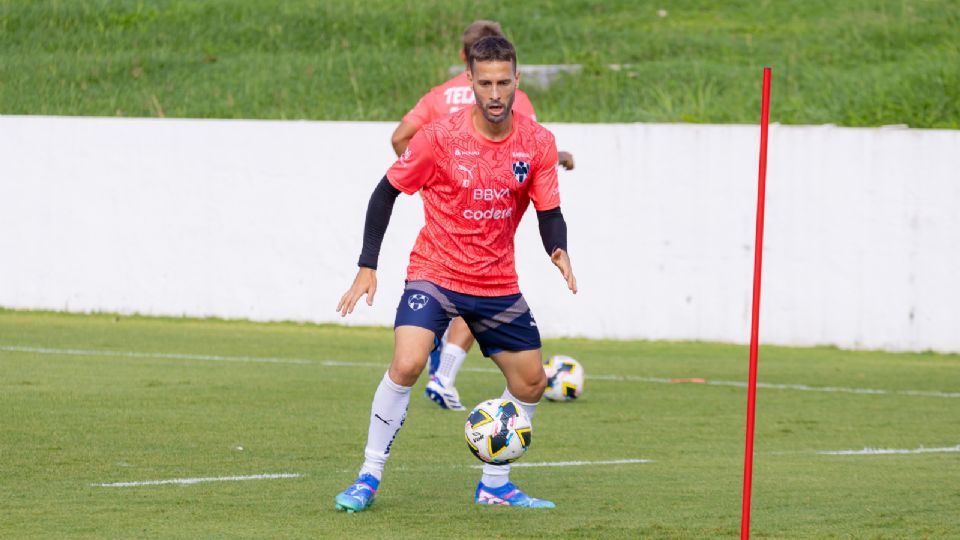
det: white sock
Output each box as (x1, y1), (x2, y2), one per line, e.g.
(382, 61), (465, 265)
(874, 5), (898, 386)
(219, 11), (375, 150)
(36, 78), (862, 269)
(436, 343), (467, 386)
(358, 371), (411, 481)
(480, 388), (538, 488)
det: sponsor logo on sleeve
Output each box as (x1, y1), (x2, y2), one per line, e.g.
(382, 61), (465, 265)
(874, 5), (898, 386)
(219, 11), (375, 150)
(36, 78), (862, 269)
(398, 148), (412, 168)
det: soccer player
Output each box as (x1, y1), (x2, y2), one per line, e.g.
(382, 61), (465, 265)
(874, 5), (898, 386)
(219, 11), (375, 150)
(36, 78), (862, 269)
(391, 20), (575, 412)
(335, 35), (576, 511)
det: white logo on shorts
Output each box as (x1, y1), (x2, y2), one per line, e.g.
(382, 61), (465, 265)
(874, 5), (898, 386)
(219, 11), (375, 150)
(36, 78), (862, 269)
(407, 293), (429, 311)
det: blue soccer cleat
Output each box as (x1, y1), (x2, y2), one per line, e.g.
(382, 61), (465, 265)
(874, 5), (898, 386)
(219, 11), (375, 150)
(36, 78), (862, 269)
(334, 473), (379, 513)
(474, 481), (555, 508)
(424, 374), (465, 411)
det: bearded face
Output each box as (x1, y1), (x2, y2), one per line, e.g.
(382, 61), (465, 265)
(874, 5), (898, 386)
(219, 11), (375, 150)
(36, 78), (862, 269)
(469, 60), (518, 125)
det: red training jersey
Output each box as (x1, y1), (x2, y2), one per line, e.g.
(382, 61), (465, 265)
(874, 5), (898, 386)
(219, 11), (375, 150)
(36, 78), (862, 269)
(386, 109), (560, 296)
(401, 71), (537, 129)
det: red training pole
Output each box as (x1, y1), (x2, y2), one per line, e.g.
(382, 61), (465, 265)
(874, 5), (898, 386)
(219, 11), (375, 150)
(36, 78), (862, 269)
(740, 66), (771, 540)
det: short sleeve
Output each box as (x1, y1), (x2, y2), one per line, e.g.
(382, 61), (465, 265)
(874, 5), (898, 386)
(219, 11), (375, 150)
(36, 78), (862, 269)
(401, 92), (434, 130)
(386, 127), (436, 194)
(529, 133), (560, 211)
(513, 90), (537, 122)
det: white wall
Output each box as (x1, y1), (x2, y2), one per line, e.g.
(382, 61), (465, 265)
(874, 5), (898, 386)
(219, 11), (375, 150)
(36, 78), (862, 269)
(1, 116), (958, 352)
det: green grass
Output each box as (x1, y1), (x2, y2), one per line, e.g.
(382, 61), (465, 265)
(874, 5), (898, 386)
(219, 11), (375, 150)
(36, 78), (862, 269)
(1, 309), (959, 538)
(1, 0), (958, 127)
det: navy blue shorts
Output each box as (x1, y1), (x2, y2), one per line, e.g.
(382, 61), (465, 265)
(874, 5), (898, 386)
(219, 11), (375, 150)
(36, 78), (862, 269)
(394, 280), (541, 357)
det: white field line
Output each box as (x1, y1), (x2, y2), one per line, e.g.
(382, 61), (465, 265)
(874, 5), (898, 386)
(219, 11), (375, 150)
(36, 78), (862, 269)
(92, 472), (303, 487)
(3, 344), (959, 399)
(817, 445), (960, 456)
(0, 345), (365, 367)
(583, 372), (960, 399)
(469, 458), (654, 469)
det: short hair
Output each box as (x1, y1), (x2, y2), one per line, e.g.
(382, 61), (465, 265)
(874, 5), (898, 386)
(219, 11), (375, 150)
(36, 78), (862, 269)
(467, 35), (517, 72)
(462, 20), (503, 58)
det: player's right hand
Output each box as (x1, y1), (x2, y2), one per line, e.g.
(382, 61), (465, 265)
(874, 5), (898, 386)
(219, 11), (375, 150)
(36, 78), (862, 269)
(336, 267), (377, 317)
(550, 248), (578, 294)
(558, 151), (575, 171)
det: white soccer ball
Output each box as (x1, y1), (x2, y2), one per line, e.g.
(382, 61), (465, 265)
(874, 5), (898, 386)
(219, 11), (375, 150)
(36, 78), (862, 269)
(464, 399), (532, 464)
(543, 355), (585, 401)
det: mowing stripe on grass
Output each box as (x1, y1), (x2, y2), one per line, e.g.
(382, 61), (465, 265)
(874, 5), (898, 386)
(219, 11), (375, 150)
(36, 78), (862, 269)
(817, 445), (960, 456)
(92, 473), (303, 487)
(3, 344), (958, 399)
(469, 459), (654, 469)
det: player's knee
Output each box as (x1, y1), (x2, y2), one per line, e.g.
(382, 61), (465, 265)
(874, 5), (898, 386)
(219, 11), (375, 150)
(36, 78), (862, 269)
(389, 355), (427, 387)
(531, 369), (548, 398)
(512, 369), (547, 402)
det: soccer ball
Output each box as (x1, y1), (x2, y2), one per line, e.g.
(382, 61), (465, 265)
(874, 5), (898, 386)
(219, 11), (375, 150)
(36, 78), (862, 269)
(464, 399), (532, 464)
(543, 355), (585, 401)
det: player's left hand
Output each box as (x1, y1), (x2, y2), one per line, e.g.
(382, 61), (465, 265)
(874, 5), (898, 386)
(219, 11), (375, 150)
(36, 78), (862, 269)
(558, 151), (575, 171)
(550, 248), (577, 294)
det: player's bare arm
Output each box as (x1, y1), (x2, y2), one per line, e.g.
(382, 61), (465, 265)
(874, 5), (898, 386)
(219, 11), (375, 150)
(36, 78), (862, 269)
(390, 121), (419, 156)
(558, 151), (575, 171)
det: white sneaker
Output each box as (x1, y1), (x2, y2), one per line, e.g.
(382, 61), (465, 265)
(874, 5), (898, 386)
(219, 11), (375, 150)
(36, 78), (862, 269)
(424, 375), (465, 411)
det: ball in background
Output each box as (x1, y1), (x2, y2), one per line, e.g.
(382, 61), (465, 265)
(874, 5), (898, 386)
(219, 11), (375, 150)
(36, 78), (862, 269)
(464, 399), (532, 464)
(543, 355), (585, 401)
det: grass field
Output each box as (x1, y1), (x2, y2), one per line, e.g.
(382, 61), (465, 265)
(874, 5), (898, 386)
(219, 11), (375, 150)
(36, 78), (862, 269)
(1, 310), (958, 538)
(1, 0), (958, 127)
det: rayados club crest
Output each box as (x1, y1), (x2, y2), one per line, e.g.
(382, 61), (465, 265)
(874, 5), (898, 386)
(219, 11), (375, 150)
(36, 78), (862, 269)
(407, 293), (429, 311)
(511, 161), (530, 183)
